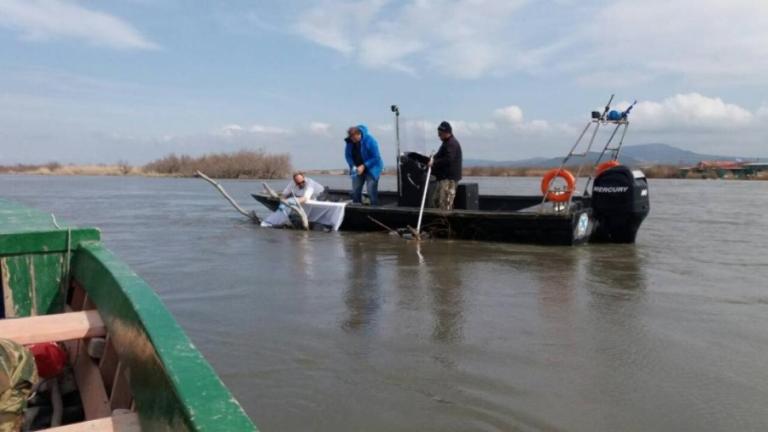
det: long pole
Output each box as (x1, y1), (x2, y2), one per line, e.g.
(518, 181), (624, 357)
(196, 170), (258, 221)
(392, 105), (401, 198)
(415, 154), (433, 236)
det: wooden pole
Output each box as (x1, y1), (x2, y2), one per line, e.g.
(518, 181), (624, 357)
(195, 171), (260, 222)
(367, 216), (397, 234)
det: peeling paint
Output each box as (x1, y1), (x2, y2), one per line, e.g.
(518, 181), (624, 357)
(1, 259), (14, 318)
(28, 257), (37, 315)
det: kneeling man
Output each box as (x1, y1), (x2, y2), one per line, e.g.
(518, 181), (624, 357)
(282, 172), (324, 203)
(262, 172), (325, 227)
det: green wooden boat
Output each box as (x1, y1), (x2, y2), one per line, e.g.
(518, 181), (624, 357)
(0, 199), (257, 431)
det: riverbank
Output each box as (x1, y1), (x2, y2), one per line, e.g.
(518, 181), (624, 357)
(1, 150), (292, 179)
(2, 162), (766, 180)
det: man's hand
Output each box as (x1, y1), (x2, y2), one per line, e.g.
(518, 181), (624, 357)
(356, 165), (365, 175)
(427, 159), (433, 168)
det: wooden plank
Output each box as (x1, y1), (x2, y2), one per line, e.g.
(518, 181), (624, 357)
(0, 310), (105, 345)
(70, 336), (111, 420)
(44, 412), (140, 432)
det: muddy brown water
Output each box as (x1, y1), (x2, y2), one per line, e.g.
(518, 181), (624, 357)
(3, 174), (768, 431)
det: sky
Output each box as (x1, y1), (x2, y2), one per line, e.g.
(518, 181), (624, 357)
(0, 0), (766, 169)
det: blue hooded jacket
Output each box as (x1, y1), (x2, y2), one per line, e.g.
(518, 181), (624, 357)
(344, 124), (384, 180)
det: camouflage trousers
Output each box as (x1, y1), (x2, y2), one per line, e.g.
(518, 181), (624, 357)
(431, 179), (457, 211)
(1, 339), (38, 432)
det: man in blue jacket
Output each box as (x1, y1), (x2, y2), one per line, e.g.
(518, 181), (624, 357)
(345, 125), (384, 205)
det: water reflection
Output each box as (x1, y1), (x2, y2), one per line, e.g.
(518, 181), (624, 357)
(340, 238), (382, 334)
(585, 245), (647, 293)
(294, 233), (316, 280)
(339, 238), (468, 345)
(579, 245), (651, 413)
(425, 243), (465, 344)
(530, 247), (581, 317)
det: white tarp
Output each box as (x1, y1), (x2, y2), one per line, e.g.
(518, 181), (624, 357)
(261, 199), (347, 231)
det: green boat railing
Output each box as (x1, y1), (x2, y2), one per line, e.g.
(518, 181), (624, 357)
(0, 199), (258, 431)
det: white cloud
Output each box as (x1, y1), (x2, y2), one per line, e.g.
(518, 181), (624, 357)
(294, 0), (386, 55)
(756, 105), (768, 119)
(219, 124), (244, 136)
(494, 105), (524, 124)
(294, 0), (528, 79)
(249, 124), (292, 134)
(358, 34), (422, 74)
(291, 0), (768, 85)
(0, 0), (159, 50)
(625, 93), (754, 132)
(581, 0), (768, 84)
(218, 123), (292, 137)
(309, 121), (331, 135)
(492, 105), (562, 135)
(449, 120), (497, 137)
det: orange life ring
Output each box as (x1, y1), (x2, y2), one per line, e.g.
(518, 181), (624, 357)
(541, 168), (576, 202)
(594, 160), (620, 176)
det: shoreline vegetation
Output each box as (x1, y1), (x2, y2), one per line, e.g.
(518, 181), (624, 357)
(0, 150), (292, 179)
(1, 150), (765, 180)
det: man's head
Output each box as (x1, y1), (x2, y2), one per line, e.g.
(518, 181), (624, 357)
(437, 121), (452, 141)
(347, 126), (362, 144)
(293, 172), (306, 188)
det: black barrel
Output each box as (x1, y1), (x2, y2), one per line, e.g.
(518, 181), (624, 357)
(399, 152), (434, 207)
(590, 165), (650, 243)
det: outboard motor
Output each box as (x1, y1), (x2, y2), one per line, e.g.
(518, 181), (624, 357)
(591, 165), (650, 243)
(399, 152), (434, 207)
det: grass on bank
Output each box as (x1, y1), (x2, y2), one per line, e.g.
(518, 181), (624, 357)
(0, 162), (138, 176)
(0, 150), (292, 179)
(143, 150), (291, 179)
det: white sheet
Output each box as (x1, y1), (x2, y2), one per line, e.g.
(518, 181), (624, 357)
(262, 200), (348, 231)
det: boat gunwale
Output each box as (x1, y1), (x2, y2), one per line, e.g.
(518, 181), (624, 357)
(70, 242), (258, 431)
(0, 199), (258, 431)
(250, 192), (587, 220)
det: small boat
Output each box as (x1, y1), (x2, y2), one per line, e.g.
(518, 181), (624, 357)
(251, 99), (650, 245)
(0, 199), (257, 431)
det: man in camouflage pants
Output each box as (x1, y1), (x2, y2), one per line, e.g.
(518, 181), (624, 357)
(430, 121), (463, 210)
(1, 339), (38, 432)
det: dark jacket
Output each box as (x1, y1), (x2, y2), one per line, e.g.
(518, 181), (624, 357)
(432, 135), (462, 181)
(344, 124), (384, 180)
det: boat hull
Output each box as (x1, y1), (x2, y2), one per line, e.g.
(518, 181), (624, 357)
(252, 189), (595, 245)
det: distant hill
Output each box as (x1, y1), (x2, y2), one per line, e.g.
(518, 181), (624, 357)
(465, 143), (760, 168)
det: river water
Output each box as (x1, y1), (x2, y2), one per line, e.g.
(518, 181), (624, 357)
(3, 175), (768, 431)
